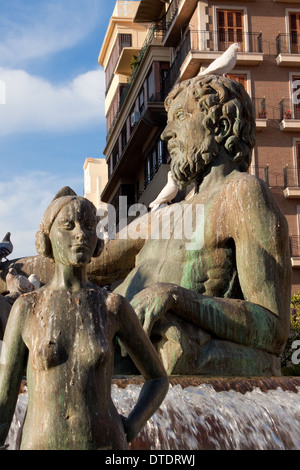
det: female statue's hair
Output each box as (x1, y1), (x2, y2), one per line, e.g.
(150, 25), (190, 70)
(35, 187), (103, 260)
(164, 75), (256, 173)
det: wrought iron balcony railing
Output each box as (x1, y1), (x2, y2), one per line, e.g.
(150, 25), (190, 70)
(163, 29), (262, 95)
(276, 33), (300, 55)
(182, 29), (262, 54)
(161, 0), (181, 32)
(283, 166), (300, 189)
(279, 98), (300, 121)
(253, 98), (267, 119)
(290, 236), (300, 258)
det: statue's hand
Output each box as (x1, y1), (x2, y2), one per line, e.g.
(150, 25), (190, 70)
(130, 283), (176, 336)
(120, 415), (138, 443)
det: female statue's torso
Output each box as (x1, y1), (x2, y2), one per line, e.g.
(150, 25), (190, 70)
(21, 286), (127, 450)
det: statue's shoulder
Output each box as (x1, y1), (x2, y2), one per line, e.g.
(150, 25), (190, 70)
(94, 287), (126, 315)
(226, 170), (287, 223)
(227, 170), (274, 202)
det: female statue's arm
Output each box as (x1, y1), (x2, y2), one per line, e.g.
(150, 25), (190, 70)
(0, 297), (27, 447)
(114, 295), (169, 442)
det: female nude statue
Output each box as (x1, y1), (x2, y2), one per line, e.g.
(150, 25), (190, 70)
(0, 188), (168, 450)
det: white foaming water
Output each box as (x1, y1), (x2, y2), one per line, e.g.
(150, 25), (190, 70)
(5, 383), (300, 450)
(112, 384), (300, 450)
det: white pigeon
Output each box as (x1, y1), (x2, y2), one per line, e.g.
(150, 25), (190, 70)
(0, 232), (13, 262)
(149, 171), (179, 211)
(28, 273), (41, 290)
(96, 221), (110, 243)
(198, 43), (239, 77)
(6, 267), (35, 295)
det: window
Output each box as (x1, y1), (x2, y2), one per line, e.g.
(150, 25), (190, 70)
(121, 125), (127, 151)
(290, 13), (300, 54)
(144, 138), (167, 188)
(147, 67), (155, 101)
(217, 10), (244, 51)
(105, 34), (132, 92)
(119, 34), (132, 49)
(138, 88), (145, 112)
(226, 73), (247, 90)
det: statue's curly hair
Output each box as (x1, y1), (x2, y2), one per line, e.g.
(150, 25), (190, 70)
(164, 75), (256, 173)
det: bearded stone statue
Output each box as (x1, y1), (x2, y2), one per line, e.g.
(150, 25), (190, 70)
(0, 75), (291, 377)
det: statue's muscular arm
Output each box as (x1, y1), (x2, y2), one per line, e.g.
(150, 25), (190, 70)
(131, 176), (291, 355)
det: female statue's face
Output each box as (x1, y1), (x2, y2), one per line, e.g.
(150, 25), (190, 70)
(49, 199), (98, 267)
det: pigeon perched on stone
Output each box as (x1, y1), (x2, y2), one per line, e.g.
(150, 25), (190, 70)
(0, 232), (13, 262)
(6, 267), (35, 295)
(149, 171), (179, 211)
(96, 221), (110, 243)
(198, 43), (239, 77)
(28, 274), (41, 290)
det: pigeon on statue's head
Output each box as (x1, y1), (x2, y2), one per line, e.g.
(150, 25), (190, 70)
(0, 232), (13, 262)
(198, 43), (239, 77)
(149, 171), (179, 211)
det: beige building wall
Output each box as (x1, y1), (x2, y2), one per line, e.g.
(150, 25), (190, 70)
(98, 0), (149, 116)
(83, 158), (108, 211)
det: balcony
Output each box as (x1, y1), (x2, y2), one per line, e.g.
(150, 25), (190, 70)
(289, 236), (300, 268)
(279, 99), (300, 131)
(252, 98), (267, 129)
(138, 162), (169, 205)
(255, 166), (285, 188)
(163, 30), (263, 93)
(252, 165), (300, 198)
(102, 91), (167, 203)
(276, 33), (300, 66)
(161, 0), (199, 47)
(283, 166), (300, 198)
(127, 25), (164, 85)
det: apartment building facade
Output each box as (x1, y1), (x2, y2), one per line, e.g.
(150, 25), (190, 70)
(99, 0), (300, 293)
(83, 158), (108, 211)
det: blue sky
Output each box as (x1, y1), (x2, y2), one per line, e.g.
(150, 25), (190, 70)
(0, 0), (125, 259)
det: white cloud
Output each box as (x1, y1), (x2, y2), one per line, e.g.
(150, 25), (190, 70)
(0, 0), (101, 66)
(0, 171), (83, 260)
(0, 67), (105, 136)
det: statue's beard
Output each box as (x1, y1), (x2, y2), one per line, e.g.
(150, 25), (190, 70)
(169, 138), (219, 189)
(170, 144), (206, 189)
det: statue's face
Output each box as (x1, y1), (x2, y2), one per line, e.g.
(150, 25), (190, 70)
(49, 199), (98, 267)
(161, 87), (207, 185)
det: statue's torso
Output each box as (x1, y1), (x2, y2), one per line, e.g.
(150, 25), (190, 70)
(21, 287), (126, 450)
(117, 173), (241, 301)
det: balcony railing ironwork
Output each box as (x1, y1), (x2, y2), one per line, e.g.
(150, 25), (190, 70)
(290, 236), (300, 258)
(279, 98), (300, 121)
(128, 25), (164, 85)
(161, 0), (181, 32)
(163, 29), (262, 95)
(255, 166), (288, 188)
(276, 33), (300, 55)
(138, 155), (168, 199)
(283, 166), (300, 189)
(253, 98), (267, 119)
